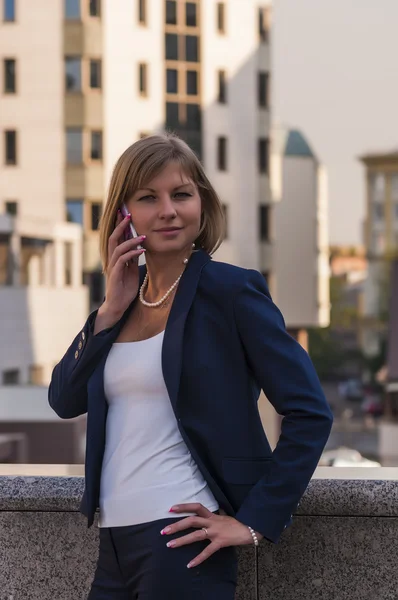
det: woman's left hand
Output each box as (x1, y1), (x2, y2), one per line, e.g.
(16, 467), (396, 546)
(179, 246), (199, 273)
(160, 502), (264, 569)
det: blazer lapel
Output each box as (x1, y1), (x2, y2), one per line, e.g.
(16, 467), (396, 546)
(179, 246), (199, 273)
(162, 249), (211, 413)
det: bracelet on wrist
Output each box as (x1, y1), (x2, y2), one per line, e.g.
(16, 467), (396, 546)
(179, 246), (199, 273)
(247, 525), (259, 547)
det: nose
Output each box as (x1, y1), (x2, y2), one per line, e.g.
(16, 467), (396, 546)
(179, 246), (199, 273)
(158, 194), (177, 220)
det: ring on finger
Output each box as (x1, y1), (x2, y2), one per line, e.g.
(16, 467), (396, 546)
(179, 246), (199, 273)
(201, 527), (209, 537)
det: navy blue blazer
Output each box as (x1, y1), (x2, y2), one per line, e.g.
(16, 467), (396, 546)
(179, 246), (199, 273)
(48, 249), (333, 544)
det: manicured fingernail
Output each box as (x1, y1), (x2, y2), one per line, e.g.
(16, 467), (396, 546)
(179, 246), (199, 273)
(169, 506), (178, 512)
(162, 526), (171, 534)
(166, 541), (176, 548)
(140, 235), (146, 240)
(187, 562), (193, 569)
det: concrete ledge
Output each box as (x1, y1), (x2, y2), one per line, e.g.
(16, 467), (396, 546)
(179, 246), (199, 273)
(1, 469), (398, 599)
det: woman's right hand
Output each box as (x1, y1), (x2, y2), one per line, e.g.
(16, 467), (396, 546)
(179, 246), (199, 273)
(95, 211), (146, 333)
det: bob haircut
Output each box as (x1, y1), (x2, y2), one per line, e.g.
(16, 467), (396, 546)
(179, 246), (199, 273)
(99, 132), (226, 272)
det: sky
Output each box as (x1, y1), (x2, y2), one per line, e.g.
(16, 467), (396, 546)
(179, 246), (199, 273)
(273, 0), (398, 245)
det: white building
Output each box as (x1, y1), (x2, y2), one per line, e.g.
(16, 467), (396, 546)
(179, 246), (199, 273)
(271, 126), (330, 338)
(0, 0), (273, 458)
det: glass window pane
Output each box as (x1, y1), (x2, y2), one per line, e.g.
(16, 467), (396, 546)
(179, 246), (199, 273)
(89, 0), (100, 17)
(65, 58), (81, 91)
(186, 2), (197, 26)
(186, 104), (201, 130)
(4, 59), (16, 93)
(66, 199), (84, 225)
(166, 102), (179, 128)
(4, 0), (15, 21)
(185, 36), (198, 62)
(91, 203), (102, 230)
(91, 131), (103, 159)
(391, 175), (398, 202)
(218, 70), (226, 103)
(64, 0), (80, 19)
(186, 71), (198, 95)
(217, 3), (225, 33)
(166, 0), (177, 24)
(66, 129), (83, 163)
(165, 34), (178, 60)
(5, 130), (17, 164)
(139, 0), (146, 23)
(90, 60), (101, 88)
(166, 69), (178, 94)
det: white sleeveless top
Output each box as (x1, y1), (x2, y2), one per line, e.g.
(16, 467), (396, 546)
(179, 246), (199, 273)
(98, 330), (219, 527)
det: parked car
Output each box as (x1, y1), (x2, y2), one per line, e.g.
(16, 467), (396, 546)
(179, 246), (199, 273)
(319, 446), (381, 467)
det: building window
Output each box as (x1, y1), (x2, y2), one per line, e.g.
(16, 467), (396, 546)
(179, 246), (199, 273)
(258, 72), (269, 108)
(90, 59), (102, 89)
(166, 68), (178, 94)
(186, 104), (201, 130)
(166, 102), (179, 128)
(139, 63), (148, 96)
(5, 130), (17, 165)
(3, 369), (19, 385)
(4, 58), (16, 93)
(258, 138), (269, 174)
(166, 33), (179, 60)
(138, 0), (146, 24)
(89, 0), (100, 17)
(186, 70), (198, 95)
(259, 205), (270, 241)
(5, 200), (18, 215)
(373, 203), (384, 222)
(90, 202), (102, 231)
(217, 3), (225, 34)
(65, 57), (81, 91)
(166, 0), (177, 24)
(217, 136), (227, 171)
(259, 6), (271, 43)
(3, 0), (15, 21)
(391, 174), (398, 201)
(186, 2), (197, 26)
(217, 70), (226, 103)
(91, 131), (103, 160)
(185, 35), (199, 62)
(66, 199), (84, 225)
(222, 203), (228, 239)
(370, 173), (385, 203)
(64, 0), (80, 19)
(66, 128), (83, 164)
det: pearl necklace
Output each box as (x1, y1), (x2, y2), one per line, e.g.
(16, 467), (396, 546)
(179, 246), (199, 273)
(139, 271), (184, 308)
(139, 244), (195, 308)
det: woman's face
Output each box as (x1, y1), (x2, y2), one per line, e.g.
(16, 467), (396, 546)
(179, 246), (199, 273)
(125, 161), (202, 256)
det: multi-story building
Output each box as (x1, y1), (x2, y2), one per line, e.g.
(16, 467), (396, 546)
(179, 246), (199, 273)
(359, 149), (398, 357)
(0, 0), (273, 459)
(271, 126), (330, 347)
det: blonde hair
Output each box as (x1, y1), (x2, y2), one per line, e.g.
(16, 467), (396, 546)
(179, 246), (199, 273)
(99, 133), (226, 272)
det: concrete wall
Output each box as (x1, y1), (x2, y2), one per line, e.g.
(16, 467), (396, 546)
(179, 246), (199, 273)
(1, 468), (398, 599)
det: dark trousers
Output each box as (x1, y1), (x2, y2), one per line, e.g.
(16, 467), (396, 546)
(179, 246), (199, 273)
(88, 512), (238, 599)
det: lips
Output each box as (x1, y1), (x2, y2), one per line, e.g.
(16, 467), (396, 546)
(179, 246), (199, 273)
(154, 227), (182, 232)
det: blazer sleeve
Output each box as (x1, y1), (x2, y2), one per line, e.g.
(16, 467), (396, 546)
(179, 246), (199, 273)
(48, 308), (115, 419)
(233, 269), (333, 544)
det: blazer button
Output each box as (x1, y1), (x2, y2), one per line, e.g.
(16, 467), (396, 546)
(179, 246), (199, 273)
(81, 331), (85, 340)
(78, 341), (83, 350)
(75, 351), (79, 359)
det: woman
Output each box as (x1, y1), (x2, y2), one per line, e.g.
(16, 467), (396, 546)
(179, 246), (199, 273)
(49, 133), (333, 599)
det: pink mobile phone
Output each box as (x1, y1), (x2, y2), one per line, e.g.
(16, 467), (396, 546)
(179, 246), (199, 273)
(120, 203), (142, 249)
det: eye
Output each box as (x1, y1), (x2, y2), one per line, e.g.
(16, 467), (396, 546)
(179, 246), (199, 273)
(138, 195), (155, 201)
(174, 192), (192, 198)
